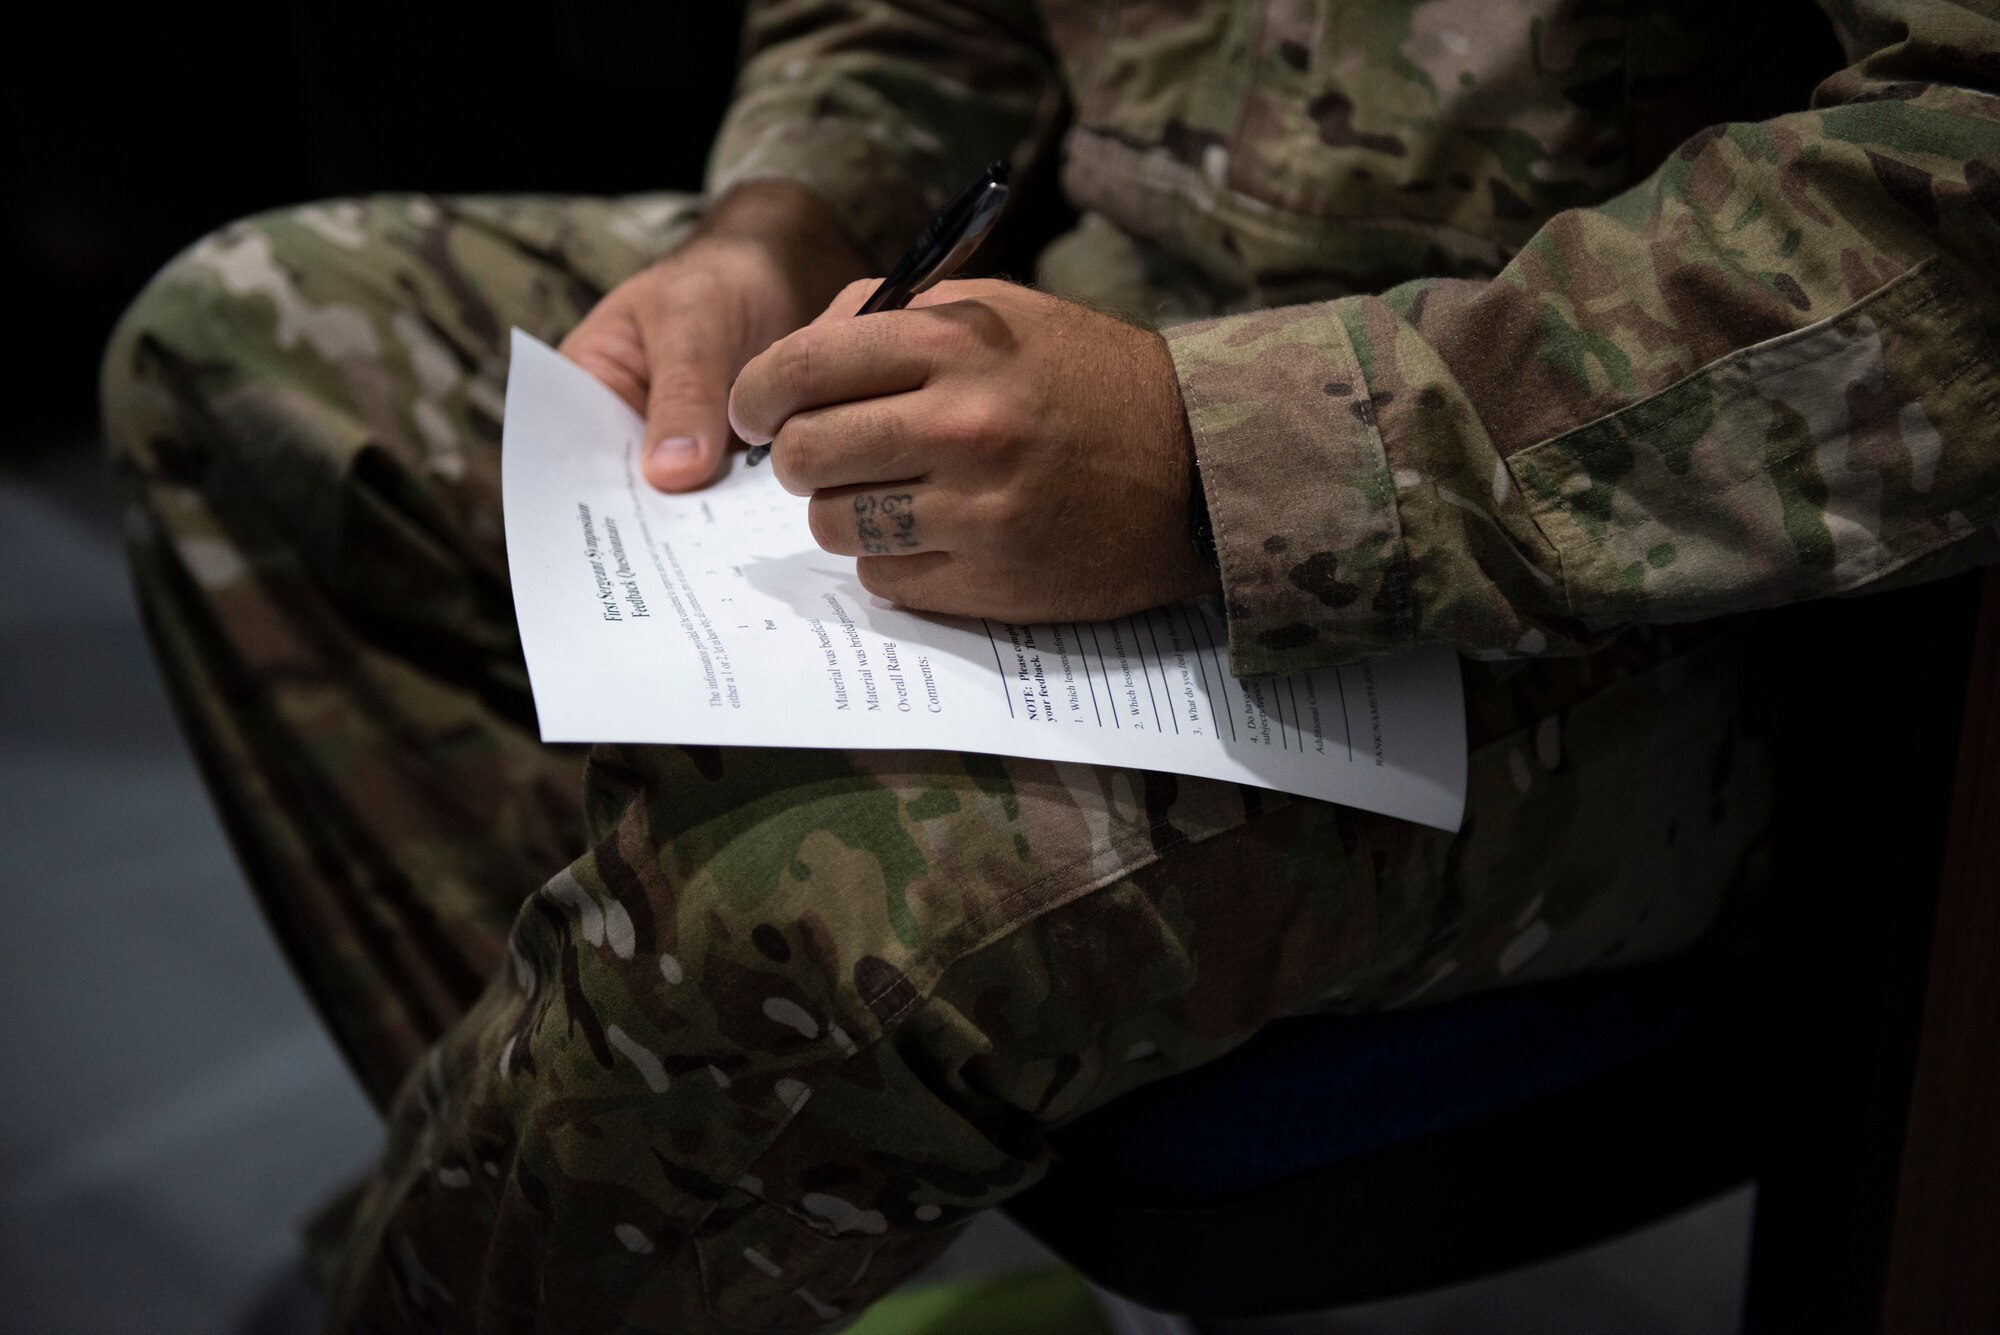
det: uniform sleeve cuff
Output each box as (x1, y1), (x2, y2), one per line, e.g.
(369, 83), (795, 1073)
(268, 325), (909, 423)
(1163, 301), (1415, 676)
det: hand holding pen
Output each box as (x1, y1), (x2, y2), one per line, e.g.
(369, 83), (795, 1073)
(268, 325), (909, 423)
(726, 163), (1219, 625)
(745, 161), (1012, 466)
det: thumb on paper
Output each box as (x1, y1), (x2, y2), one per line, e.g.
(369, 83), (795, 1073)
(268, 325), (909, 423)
(641, 325), (734, 492)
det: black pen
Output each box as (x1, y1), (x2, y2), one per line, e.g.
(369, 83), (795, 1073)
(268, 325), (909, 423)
(745, 160), (1011, 466)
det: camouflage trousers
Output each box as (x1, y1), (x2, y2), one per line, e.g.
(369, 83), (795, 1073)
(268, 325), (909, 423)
(101, 193), (1773, 1333)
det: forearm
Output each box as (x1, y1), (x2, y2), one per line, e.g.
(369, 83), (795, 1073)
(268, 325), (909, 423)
(1173, 0), (2000, 677)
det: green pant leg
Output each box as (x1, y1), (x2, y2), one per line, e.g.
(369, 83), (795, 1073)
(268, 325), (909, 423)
(99, 192), (703, 1100)
(323, 631), (1770, 1331)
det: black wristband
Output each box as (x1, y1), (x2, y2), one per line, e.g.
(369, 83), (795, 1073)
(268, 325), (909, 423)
(1187, 457), (1220, 573)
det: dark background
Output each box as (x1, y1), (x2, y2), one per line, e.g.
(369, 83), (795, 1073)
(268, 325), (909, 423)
(6, 1), (744, 446)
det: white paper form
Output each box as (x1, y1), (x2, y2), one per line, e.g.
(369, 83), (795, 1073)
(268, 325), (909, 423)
(501, 331), (1467, 831)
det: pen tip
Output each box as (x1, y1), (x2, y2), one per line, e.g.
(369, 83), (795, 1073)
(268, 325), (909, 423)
(988, 160), (1012, 184)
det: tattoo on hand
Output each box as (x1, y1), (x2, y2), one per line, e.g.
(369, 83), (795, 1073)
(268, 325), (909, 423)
(854, 493), (919, 555)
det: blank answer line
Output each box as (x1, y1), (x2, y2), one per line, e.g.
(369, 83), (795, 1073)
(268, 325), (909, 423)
(1086, 622), (1119, 730)
(1140, 613), (1179, 735)
(1334, 667), (1353, 761)
(1178, 604), (1220, 738)
(980, 620), (1015, 719)
(1126, 618), (1164, 731)
(1067, 626), (1105, 727)
(1190, 606), (1237, 743)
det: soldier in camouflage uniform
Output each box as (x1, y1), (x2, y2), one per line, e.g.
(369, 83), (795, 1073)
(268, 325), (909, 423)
(101, 0), (1999, 1328)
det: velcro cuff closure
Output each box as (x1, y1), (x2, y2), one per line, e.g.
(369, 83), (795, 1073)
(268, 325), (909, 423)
(1164, 301), (1414, 676)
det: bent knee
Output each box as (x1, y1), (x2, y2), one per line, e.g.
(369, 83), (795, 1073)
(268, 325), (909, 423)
(100, 198), (437, 471)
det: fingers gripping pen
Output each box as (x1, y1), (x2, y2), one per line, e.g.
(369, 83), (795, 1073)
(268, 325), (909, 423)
(745, 161), (1012, 466)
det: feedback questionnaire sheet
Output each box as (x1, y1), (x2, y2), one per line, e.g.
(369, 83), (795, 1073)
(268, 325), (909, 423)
(501, 331), (1466, 831)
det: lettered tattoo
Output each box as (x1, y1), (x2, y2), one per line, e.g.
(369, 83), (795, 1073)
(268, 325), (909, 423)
(854, 493), (919, 555)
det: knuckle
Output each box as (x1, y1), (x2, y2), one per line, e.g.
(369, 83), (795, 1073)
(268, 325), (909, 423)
(640, 265), (738, 333)
(856, 556), (905, 601)
(774, 333), (819, 401)
(940, 307), (991, 353)
(980, 488), (1030, 534)
(768, 424), (813, 496)
(806, 497), (847, 552)
(930, 411), (982, 454)
(941, 396), (1015, 454)
(948, 299), (1008, 346)
(648, 259), (724, 303)
(647, 361), (715, 406)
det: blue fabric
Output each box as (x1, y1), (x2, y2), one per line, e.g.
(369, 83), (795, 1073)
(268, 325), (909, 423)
(1049, 964), (1743, 1202)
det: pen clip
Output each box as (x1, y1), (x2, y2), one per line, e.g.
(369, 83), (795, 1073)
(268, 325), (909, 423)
(857, 161), (1011, 315)
(901, 178), (1010, 300)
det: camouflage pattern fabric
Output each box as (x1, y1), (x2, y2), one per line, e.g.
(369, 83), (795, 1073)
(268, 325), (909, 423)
(713, 0), (2000, 676)
(104, 194), (1771, 1331)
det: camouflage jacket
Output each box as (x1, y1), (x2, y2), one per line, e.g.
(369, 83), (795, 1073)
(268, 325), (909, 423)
(710, 0), (2000, 676)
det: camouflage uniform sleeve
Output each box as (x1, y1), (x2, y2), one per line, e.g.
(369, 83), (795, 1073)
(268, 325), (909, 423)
(1168, 0), (2000, 677)
(706, 0), (1065, 269)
